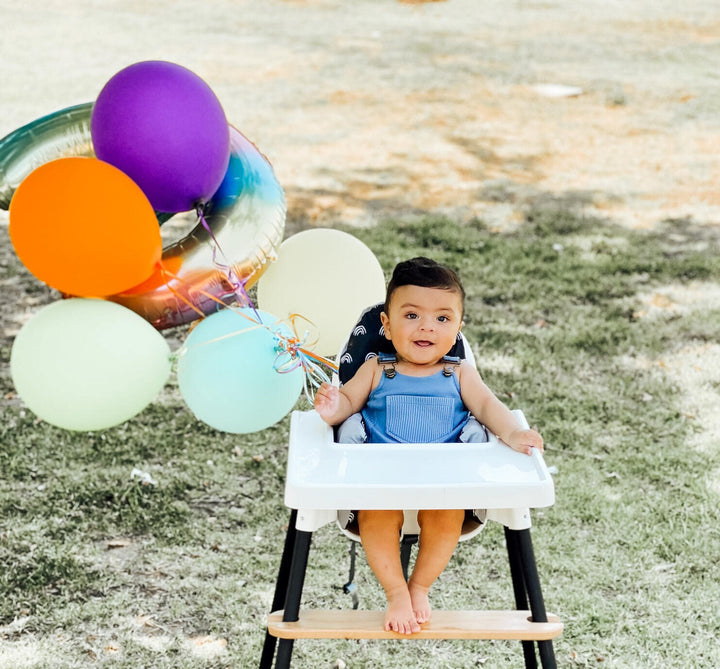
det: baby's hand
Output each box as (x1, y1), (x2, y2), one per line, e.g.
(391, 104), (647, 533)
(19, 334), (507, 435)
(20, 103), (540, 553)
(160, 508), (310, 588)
(505, 428), (544, 456)
(314, 382), (340, 423)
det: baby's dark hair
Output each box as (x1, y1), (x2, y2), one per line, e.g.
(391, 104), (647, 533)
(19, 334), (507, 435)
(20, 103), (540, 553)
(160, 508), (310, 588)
(384, 257), (465, 313)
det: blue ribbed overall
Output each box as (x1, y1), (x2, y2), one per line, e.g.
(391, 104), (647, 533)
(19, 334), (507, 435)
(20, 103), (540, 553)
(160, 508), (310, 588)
(361, 369), (470, 443)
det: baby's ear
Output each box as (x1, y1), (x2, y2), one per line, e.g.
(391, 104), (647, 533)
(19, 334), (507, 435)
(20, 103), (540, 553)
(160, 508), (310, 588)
(380, 311), (391, 339)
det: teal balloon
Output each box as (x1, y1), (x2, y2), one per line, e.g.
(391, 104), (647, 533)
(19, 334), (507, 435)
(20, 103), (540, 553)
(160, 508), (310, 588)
(10, 299), (171, 431)
(177, 308), (303, 433)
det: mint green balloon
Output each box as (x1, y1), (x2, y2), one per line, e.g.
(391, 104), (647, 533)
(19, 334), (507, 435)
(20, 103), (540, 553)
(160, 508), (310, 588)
(177, 307), (304, 433)
(10, 299), (171, 431)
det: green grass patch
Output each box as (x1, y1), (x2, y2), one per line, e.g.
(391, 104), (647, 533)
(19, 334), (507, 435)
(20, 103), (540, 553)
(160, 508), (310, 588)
(2, 210), (720, 667)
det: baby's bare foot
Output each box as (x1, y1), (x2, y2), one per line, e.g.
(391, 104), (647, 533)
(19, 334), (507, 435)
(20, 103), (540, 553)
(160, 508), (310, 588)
(408, 580), (432, 624)
(384, 585), (421, 635)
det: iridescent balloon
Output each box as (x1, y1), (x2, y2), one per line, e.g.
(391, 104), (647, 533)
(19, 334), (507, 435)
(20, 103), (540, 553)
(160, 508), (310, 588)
(0, 103), (285, 330)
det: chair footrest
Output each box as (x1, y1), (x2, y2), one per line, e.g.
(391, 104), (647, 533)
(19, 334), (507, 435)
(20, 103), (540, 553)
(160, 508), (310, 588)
(267, 609), (563, 640)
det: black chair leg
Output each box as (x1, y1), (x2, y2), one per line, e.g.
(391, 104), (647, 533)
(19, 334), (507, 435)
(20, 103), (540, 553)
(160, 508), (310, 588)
(260, 510), (298, 669)
(508, 527), (557, 669)
(274, 528), (313, 669)
(505, 527), (538, 669)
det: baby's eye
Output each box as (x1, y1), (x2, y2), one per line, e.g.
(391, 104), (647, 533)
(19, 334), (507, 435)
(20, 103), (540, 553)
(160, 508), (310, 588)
(405, 312), (418, 320)
(437, 315), (450, 322)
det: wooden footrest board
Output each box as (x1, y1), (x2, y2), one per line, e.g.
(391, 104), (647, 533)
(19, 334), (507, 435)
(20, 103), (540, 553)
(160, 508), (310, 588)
(267, 609), (563, 640)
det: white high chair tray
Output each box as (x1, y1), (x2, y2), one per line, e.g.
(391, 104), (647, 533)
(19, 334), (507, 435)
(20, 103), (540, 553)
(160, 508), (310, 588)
(285, 410), (555, 511)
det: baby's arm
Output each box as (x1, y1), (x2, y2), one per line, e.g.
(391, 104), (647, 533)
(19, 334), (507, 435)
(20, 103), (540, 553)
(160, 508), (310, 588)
(314, 359), (377, 426)
(458, 363), (543, 456)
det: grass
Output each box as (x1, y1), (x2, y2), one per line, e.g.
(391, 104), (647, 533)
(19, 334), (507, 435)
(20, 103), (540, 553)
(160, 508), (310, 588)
(2, 209), (720, 668)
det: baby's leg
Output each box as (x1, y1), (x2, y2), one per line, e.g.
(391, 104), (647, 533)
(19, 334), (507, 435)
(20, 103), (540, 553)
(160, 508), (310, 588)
(408, 509), (464, 623)
(357, 510), (420, 635)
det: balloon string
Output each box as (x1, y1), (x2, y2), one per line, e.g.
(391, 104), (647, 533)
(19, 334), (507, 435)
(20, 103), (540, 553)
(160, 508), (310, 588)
(156, 262), (207, 322)
(162, 263), (270, 361)
(195, 205), (260, 319)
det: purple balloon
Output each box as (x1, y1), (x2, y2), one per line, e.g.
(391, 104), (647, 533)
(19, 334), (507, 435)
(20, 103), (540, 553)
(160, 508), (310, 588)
(91, 61), (230, 213)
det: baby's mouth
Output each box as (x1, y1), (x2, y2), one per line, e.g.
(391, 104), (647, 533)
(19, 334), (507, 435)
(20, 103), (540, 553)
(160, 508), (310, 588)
(414, 340), (434, 347)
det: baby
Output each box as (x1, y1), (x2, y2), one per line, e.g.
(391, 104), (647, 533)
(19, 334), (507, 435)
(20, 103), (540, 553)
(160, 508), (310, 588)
(314, 257), (543, 635)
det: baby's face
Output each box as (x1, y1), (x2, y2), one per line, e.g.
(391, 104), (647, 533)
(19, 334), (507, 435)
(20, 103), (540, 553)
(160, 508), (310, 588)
(380, 284), (463, 366)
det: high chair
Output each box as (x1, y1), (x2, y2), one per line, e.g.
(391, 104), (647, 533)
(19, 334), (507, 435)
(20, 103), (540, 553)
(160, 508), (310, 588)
(260, 305), (562, 669)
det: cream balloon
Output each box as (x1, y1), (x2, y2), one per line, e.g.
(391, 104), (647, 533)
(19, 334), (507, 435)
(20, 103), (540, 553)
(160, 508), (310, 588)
(10, 299), (171, 431)
(257, 229), (386, 356)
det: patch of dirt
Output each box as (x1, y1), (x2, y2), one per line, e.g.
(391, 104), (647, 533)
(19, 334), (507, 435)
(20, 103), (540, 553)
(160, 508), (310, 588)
(2, 1), (720, 238)
(624, 279), (720, 459)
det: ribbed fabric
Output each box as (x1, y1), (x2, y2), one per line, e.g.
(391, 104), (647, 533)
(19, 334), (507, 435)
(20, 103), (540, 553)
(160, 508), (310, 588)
(362, 369), (469, 443)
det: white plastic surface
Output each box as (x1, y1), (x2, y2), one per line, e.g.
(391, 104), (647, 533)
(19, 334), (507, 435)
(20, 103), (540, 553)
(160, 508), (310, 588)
(285, 410), (555, 525)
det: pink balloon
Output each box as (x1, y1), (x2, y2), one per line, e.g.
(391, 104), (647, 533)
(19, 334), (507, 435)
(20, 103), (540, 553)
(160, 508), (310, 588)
(91, 61), (230, 213)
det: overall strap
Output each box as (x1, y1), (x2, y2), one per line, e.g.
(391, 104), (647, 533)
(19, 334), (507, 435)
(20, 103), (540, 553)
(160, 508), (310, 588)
(377, 352), (397, 378)
(441, 355), (462, 376)
(377, 353), (461, 378)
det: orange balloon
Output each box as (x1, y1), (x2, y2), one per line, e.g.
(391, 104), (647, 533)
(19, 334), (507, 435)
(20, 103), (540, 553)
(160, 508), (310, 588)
(8, 157), (161, 297)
